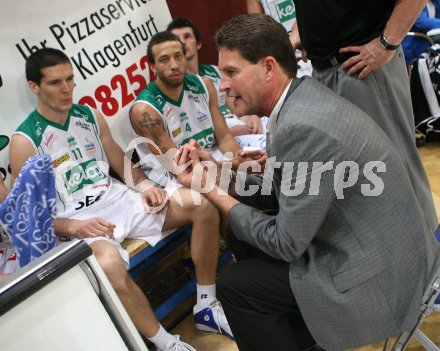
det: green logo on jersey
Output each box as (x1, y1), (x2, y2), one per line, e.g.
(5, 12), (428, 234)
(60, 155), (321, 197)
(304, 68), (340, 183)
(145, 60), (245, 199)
(155, 95), (164, 106)
(181, 128), (215, 149)
(276, 1), (295, 23)
(62, 159), (107, 194)
(67, 136), (78, 148)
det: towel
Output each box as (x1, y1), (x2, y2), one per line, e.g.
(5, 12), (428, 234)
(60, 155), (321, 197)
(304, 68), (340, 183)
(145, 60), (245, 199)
(0, 154), (57, 267)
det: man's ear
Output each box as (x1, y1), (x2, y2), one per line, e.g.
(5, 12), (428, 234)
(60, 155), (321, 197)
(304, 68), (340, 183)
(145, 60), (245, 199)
(28, 81), (39, 95)
(262, 56), (276, 81)
(196, 42), (202, 51)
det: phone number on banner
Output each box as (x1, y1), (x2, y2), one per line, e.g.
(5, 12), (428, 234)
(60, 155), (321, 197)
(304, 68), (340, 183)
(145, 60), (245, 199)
(78, 55), (154, 117)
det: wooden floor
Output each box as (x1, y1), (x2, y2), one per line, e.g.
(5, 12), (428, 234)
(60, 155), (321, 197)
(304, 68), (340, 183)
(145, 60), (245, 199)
(169, 141), (440, 351)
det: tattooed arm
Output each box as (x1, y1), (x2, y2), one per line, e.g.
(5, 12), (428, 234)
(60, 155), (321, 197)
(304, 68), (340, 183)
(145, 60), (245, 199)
(96, 108), (169, 210)
(129, 103), (180, 174)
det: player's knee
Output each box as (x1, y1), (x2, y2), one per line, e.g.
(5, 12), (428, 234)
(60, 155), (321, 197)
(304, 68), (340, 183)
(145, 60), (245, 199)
(197, 195), (220, 223)
(93, 245), (127, 284)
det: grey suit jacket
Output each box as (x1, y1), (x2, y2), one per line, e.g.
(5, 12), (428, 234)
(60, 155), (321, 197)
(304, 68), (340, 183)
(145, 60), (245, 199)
(229, 77), (437, 350)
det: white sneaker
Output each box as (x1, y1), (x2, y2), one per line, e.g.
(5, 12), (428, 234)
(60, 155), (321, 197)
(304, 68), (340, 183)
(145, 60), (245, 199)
(193, 298), (234, 339)
(158, 335), (197, 351)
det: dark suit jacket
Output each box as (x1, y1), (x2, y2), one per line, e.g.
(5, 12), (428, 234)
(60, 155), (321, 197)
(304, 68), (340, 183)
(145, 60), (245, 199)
(229, 77), (437, 350)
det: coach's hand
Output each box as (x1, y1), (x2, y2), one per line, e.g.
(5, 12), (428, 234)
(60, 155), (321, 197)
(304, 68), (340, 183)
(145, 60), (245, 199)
(231, 149), (267, 173)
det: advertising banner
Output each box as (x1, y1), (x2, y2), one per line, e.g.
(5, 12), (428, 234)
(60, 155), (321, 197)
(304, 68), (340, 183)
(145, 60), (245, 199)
(0, 0), (172, 184)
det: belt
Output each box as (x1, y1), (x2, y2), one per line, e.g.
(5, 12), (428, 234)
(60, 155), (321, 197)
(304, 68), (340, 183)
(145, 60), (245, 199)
(311, 52), (357, 71)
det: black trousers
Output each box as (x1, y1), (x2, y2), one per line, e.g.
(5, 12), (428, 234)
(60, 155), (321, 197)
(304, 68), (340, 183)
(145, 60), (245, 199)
(217, 227), (317, 351)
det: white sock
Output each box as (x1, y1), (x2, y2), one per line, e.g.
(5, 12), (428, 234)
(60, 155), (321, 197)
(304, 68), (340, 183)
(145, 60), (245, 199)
(196, 283), (216, 307)
(148, 324), (175, 350)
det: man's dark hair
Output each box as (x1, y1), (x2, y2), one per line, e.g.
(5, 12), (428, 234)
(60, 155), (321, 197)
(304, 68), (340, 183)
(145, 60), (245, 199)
(25, 48), (71, 84)
(216, 14), (297, 78)
(147, 31), (185, 64)
(166, 17), (201, 43)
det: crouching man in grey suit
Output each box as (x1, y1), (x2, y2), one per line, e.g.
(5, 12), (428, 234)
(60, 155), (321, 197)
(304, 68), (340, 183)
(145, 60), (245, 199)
(175, 14), (439, 351)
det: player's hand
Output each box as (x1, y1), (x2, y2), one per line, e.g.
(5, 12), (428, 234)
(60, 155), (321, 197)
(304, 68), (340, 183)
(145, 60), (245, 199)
(177, 140), (214, 164)
(239, 114), (263, 134)
(72, 217), (116, 239)
(0, 175), (8, 203)
(142, 187), (169, 213)
(229, 124), (255, 136)
(340, 36), (396, 79)
(175, 142), (218, 191)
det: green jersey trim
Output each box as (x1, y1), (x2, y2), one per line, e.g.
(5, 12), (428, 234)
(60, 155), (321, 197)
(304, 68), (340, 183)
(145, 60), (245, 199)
(136, 74), (207, 109)
(35, 109), (72, 131)
(198, 64), (221, 80)
(15, 110), (70, 149)
(15, 104), (98, 149)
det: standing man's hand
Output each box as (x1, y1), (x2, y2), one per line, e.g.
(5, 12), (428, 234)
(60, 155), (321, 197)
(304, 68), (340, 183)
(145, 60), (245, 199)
(340, 36), (396, 79)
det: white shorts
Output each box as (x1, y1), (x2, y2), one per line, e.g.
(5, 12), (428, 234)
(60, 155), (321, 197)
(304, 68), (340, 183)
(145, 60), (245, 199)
(62, 180), (178, 268)
(225, 117), (268, 150)
(235, 134), (267, 150)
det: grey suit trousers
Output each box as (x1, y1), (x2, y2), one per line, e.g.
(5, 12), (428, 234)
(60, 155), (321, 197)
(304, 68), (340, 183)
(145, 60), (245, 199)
(218, 227), (317, 351)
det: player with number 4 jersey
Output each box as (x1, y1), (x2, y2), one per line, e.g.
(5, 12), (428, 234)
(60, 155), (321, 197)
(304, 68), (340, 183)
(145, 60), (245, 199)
(134, 74), (216, 153)
(129, 31), (245, 188)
